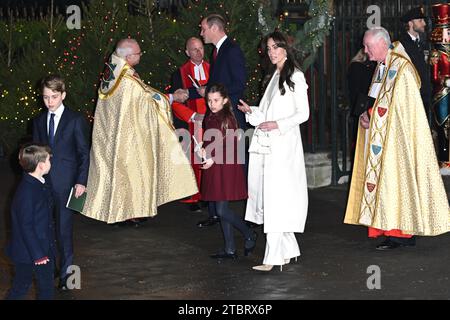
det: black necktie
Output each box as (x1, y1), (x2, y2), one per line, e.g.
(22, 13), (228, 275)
(213, 48), (218, 61)
(415, 38), (420, 47)
(48, 113), (55, 147)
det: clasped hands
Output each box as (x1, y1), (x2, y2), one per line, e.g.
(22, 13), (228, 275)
(237, 99), (278, 131)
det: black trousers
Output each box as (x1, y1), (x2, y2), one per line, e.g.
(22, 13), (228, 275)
(6, 260), (54, 300)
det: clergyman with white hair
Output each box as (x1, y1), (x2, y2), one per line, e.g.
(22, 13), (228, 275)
(344, 27), (450, 250)
(82, 38), (198, 225)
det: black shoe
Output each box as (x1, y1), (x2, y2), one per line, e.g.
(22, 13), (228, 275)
(244, 231), (258, 256)
(58, 276), (69, 291)
(246, 221), (259, 229)
(197, 216), (219, 228)
(188, 203), (202, 212)
(375, 238), (400, 250)
(129, 218), (145, 228)
(391, 236), (416, 247)
(210, 251), (238, 259)
(113, 220), (132, 227)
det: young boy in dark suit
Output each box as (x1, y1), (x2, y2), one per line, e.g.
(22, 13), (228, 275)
(6, 144), (55, 299)
(32, 74), (90, 290)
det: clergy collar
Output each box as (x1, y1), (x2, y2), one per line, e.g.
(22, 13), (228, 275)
(190, 60), (204, 66)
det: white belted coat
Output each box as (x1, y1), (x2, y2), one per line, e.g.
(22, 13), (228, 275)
(244, 69), (309, 233)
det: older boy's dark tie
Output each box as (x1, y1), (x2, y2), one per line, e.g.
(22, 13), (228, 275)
(213, 48), (218, 61)
(49, 113), (55, 147)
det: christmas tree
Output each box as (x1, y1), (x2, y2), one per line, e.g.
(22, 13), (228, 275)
(0, 0), (332, 155)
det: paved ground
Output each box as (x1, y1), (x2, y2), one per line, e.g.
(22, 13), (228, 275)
(1, 158), (450, 300)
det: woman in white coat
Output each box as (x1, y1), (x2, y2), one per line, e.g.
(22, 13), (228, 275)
(238, 31), (309, 271)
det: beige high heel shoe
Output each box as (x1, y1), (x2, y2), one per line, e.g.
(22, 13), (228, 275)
(252, 264), (283, 272)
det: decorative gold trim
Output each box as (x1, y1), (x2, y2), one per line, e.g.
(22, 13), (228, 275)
(98, 64), (132, 100)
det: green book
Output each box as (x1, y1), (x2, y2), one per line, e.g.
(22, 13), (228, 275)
(65, 187), (87, 213)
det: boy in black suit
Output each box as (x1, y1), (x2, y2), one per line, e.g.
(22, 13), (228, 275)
(6, 144), (55, 299)
(32, 74), (90, 290)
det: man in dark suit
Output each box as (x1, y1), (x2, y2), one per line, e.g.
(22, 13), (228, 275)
(198, 14), (247, 130)
(32, 74), (90, 290)
(195, 14), (248, 228)
(399, 6), (431, 120)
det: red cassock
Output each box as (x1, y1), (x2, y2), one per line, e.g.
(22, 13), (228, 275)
(200, 113), (247, 201)
(172, 61), (210, 202)
(368, 228), (413, 238)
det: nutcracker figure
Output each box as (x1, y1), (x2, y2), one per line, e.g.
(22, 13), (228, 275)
(430, 3), (450, 167)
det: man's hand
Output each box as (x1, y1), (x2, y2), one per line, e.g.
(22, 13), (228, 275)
(74, 184), (86, 198)
(192, 113), (205, 123)
(197, 86), (206, 98)
(237, 99), (252, 114)
(258, 121), (278, 132)
(173, 89), (189, 103)
(35, 257), (50, 265)
(359, 111), (370, 129)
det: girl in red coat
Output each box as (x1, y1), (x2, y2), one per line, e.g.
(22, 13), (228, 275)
(198, 84), (257, 259)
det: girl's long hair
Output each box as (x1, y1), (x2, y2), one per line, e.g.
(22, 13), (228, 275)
(261, 31), (301, 95)
(206, 83), (238, 132)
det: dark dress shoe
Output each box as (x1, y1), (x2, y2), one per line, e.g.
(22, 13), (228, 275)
(188, 203), (202, 212)
(375, 238), (400, 250)
(244, 231), (258, 256)
(197, 216), (219, 228)
(129, 218), (144, 228)
(58, 277), (69, 291)
(210, 251), (238, 259)
(246, 221), (259, 229)
(392, 236), (416, 247)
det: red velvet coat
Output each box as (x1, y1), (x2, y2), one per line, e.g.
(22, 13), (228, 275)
(200, 112), (247, 201)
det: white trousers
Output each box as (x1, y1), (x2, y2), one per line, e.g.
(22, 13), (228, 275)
(263, 232), (300, 265)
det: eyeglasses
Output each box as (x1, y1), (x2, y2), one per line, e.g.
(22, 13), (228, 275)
(128, 52), (143, 57)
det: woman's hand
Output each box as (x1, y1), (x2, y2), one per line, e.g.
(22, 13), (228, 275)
(258, 121), (278, 132)
(237, 99), (252, 114)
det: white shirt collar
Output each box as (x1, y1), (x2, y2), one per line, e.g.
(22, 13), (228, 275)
(407, 32), (419, 42)
(216, 35), (228, 52)
(48, 103), (65, 118)
(29, 173), (45, 184)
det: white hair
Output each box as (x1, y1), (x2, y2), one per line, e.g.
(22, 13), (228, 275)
(365, 26), (391, 47)
(115, 38), (138, 58)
